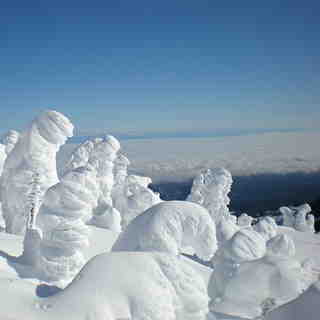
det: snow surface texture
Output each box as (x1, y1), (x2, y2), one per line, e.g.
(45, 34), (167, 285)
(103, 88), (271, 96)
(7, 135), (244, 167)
(209, 228), (314, 319)
(112, 201), (217, 261)
(36, 164), (99, 282)
(280, 203), (315, 233)
(0, 110), (73, 235)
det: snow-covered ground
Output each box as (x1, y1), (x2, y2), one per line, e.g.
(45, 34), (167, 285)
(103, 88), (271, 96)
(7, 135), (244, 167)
(1, 111), (320, 320)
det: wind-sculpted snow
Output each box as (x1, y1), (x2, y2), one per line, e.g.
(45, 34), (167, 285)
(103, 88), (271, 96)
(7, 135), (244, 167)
(280, 203), (315, 233)
(112, 172), (161, 228)
(0, 130), (19, 182)
(36, 165), (99, 282)
(64, 135), (121, 230)
(112, 201), (217, 261)
(0, 110), (73, 234)
(237, 213), (254, 228)
(187, 168), (232, 224)
(209, 231), (314, 319)
(0, 143), (6, 178)
(187, 168), (235, 247)
(254, 216), (278, 240)
(63, 135), (160, 230)
(1, 130), (20, 155)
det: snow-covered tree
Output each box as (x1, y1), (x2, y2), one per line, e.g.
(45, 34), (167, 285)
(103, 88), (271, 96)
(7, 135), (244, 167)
(36, 164), (99, 282)
(237, 213), (254, 228)
(280, 204), (314, 233)
(254, 216), (277, 240)
(0, 110), (73, 234)
(112, 200), (217, 261)
(1, 130), (20, 155)
(187, 168), (232, 223)
(62, 135), (122, 230)
(112, 173), (161, 228)
(187, 168), (234, 245)
(209, 232), (313, 319)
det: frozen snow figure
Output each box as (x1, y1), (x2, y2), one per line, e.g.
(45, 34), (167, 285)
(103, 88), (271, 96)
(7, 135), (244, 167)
(112, 201), (217, 261)
(294, 204), (314, 233)
(0, 143), (6, 178)
(36, 164), (99, 282)
(113, 153), (130, 185)
(0, 130), (19, 179)
(112, 154), (161, 229)
(63, 135), (123, 231)
(112, 173), (161, 229)
(20, 172), (43, 266)
(1, 129), (20, 155)
(237, 213), (254, 228)
(279, 206), (295, 227)
(254, 216), (278, 240)
(280, 204), (314, 233)
(87, 135), (121, 230)
(209, 233), (314, 319)
(187, 168), (232, 223)
(0, 110), (73, 235)
(187, 168), (233, 245)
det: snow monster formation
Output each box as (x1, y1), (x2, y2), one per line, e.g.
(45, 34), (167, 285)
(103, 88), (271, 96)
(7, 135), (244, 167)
(0, 130), (19, 179)
(187, 168), (236, 244)
(63, 135), (121, 230)
(36, 164), (99, 282)
(280, 203), (315, 233)
(64, 136), (161, 230)
(112, 160), (162, 229)
(112, 201), (217, 261)
(0, 110), (73, 235)
(1, 129), (20, 155)
(209, 230), (314, 319)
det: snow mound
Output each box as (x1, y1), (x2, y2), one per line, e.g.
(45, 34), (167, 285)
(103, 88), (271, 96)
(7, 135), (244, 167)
(0, 110), (73, 234)
(112, 201), (217, 261)
(0, 252), (209, 320)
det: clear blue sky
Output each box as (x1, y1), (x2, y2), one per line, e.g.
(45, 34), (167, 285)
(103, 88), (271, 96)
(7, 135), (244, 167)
(1, 1), (319, 136)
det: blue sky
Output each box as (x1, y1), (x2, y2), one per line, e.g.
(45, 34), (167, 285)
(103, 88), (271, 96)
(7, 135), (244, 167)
(1, 1), (319, 136)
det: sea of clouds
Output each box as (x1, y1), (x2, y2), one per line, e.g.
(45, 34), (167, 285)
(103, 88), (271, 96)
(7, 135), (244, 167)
(58, 131), (320, 213)
(58, 131), (320, 183)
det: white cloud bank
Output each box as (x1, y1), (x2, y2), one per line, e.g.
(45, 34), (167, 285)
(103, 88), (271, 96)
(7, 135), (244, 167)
(58, 131), (320, 183)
